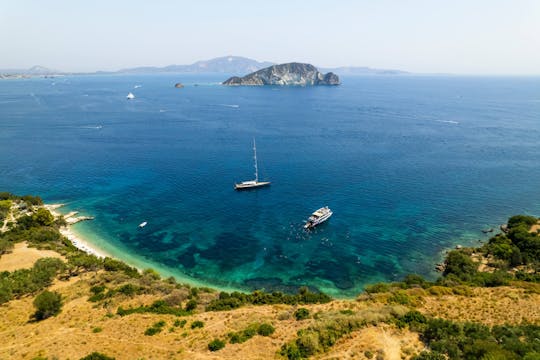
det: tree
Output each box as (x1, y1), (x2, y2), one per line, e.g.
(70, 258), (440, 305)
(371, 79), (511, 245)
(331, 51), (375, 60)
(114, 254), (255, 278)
(443, 251), (478, 281)
(32, 208), (55, 227)
(33, 290), (62, 320)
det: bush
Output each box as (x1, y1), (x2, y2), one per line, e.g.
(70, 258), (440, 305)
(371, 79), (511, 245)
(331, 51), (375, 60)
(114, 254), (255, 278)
(144, 320), (166, 336)
(208, 338), (226, 351)
(191, 320), (204, 329)
(79, 352), (115, 360)
(443, 251), (478, 281)
(33, 290), (62, 320)
(185, 299), (197, 311)
(92, 327), (103, 333)
(294, 308), (310, 320)
(257, 323), (275, 336)
(174, 319), (187, 328)
(364, 282), (390, 294)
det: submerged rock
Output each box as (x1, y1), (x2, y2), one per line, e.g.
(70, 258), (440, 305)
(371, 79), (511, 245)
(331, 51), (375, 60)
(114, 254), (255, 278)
(222, 62), (340, 86)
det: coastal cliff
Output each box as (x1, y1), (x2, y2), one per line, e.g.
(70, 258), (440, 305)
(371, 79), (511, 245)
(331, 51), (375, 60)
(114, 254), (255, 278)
(222, 62), (340, 86)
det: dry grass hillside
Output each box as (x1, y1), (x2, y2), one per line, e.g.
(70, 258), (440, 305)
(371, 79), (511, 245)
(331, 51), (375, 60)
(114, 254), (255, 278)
(0, 246), (538, 360)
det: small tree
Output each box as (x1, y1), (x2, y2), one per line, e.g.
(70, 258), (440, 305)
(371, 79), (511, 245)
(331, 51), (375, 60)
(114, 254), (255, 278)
(294, 308), (310, 320)
(33, 290), (62, 320)
(208, 338), (225, 351)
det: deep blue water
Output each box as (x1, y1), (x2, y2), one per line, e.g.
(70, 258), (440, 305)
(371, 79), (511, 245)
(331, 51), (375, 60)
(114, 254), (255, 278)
(1, 74), (540, 296)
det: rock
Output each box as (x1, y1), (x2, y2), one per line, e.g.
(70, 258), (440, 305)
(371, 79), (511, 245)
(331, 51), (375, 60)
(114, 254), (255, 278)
(500, 224), (509, 233)
(222, 62), (340, 86)
(174, 83), (184, 88)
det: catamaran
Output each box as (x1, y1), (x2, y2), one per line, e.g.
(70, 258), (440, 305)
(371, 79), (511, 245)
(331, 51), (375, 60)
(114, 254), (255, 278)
(304, 206), (333, 229)
(235, 139), (271, 190)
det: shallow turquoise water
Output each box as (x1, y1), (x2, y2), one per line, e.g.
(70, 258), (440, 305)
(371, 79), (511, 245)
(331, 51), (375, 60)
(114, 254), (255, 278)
(1, 74), (540, 296)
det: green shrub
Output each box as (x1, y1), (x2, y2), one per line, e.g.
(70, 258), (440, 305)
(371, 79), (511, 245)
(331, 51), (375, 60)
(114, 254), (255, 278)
(33, 290), (62, 320)
(364, 282), (390, 294)
(174, 319), (187, 328)
(185, 299), (197, 311)
(79, 352), (115, 360)
(294, 308), (310, 320)
(208, 338), (225, 352)
(144, 320), (166, 336)
(257, 323), (275, 336)
(191, 320), (204, 329)
(92, 327), (103, 333)
(388, 291), (410, 305)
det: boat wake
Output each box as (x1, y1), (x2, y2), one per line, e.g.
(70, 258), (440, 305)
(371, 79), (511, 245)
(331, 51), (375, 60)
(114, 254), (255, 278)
(435, 120), (459, 124)
(218, 104), (240, 108)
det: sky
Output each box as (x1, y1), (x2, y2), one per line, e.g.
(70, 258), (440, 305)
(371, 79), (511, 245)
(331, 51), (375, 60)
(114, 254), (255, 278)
(1, 0), (539, 74)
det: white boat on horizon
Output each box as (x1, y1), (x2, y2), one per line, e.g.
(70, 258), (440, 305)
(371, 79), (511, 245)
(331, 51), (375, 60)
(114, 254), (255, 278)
(127, 92), (135, 100)
(304, 206), (333, 229)
(234, 139), (271, 190)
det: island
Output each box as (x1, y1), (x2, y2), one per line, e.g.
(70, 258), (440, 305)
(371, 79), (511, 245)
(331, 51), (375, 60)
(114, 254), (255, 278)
(222, 62), (340, 86)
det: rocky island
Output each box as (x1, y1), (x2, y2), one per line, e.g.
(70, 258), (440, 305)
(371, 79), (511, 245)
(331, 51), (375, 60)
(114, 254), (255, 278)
(222, 62), (340, 86)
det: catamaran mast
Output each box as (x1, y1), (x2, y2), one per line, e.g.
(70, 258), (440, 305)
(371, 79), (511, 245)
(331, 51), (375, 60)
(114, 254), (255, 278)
(253, 138), (258, 182)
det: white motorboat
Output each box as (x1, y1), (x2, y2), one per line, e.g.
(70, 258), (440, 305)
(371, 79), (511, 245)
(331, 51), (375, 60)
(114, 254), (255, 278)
(304, 207), (333, 229)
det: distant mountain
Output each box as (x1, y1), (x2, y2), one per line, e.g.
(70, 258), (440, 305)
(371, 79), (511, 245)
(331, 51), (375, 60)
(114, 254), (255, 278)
(0, 65), (60, 75)
(118, 56), (274, 74)
(320, 66), (408, 75)
(223, 63), (340, 86)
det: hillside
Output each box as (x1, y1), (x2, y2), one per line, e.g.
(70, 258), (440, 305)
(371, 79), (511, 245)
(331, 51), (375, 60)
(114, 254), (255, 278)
(0, 193), (538, 359)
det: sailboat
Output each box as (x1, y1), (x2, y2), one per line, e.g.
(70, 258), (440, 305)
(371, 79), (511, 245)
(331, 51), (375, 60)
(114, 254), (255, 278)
(235, 139), (271, 190)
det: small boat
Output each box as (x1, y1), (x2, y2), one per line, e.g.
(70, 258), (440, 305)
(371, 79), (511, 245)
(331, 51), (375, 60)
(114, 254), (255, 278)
(235, 139), (271, 190)
(304, 207), (333, 229)
(138, 221), (147, 228)
(127, 92), (135, 100)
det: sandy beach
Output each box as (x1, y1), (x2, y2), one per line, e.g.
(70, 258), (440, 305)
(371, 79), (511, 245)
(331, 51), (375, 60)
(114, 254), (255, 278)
(44, 204), (109, 259)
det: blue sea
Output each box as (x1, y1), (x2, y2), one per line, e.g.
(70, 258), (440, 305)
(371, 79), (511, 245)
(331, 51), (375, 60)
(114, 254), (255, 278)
(1, 74), (539, 297)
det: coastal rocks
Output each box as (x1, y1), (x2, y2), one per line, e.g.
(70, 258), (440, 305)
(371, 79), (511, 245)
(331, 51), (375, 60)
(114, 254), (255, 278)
(174, 82), (184, 88)
(222, 62), (340, 86)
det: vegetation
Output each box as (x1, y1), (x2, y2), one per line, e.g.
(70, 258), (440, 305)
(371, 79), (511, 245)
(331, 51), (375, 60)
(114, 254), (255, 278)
(144, 320), (166, 336)
(227, 322), (274, 344)
(191, 320), (204, 329)
(0, 257), (65, 304)
(79, 352), (115, 360)
(33, 290), (63, 320)
(117, 299), (192, 317)
(396, 314), (540, 360)
(206, 287), (331, 311)
(281, 308), (399, 359)
(294, 308), (310, 320)
(208, 338), (226, 352)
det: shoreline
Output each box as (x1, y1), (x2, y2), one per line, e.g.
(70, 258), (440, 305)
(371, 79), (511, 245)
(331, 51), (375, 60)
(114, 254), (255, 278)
(43, 203), (242, 293)
(44, 204), (111, 259)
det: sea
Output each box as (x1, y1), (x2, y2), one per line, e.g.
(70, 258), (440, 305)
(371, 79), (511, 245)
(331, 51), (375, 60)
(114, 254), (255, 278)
(1, 74), (539, 297)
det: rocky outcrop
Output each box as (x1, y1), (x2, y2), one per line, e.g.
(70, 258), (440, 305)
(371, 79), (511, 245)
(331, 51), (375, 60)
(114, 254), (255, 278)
(222, 63), (340, 86)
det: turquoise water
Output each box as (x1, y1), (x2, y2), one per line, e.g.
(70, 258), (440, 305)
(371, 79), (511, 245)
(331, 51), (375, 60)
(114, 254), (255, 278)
(1, 74), (540, 296)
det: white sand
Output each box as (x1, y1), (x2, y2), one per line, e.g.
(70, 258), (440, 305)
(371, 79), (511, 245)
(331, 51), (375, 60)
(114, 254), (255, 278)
(45, 204), (109, 259)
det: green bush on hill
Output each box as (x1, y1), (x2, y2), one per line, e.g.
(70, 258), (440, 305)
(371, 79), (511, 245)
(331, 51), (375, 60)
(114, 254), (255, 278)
(33, 290), (63, 320)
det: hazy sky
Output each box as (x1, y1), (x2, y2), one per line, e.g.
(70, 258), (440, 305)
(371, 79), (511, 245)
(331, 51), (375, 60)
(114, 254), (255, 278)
(1, 0), (539, 74)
